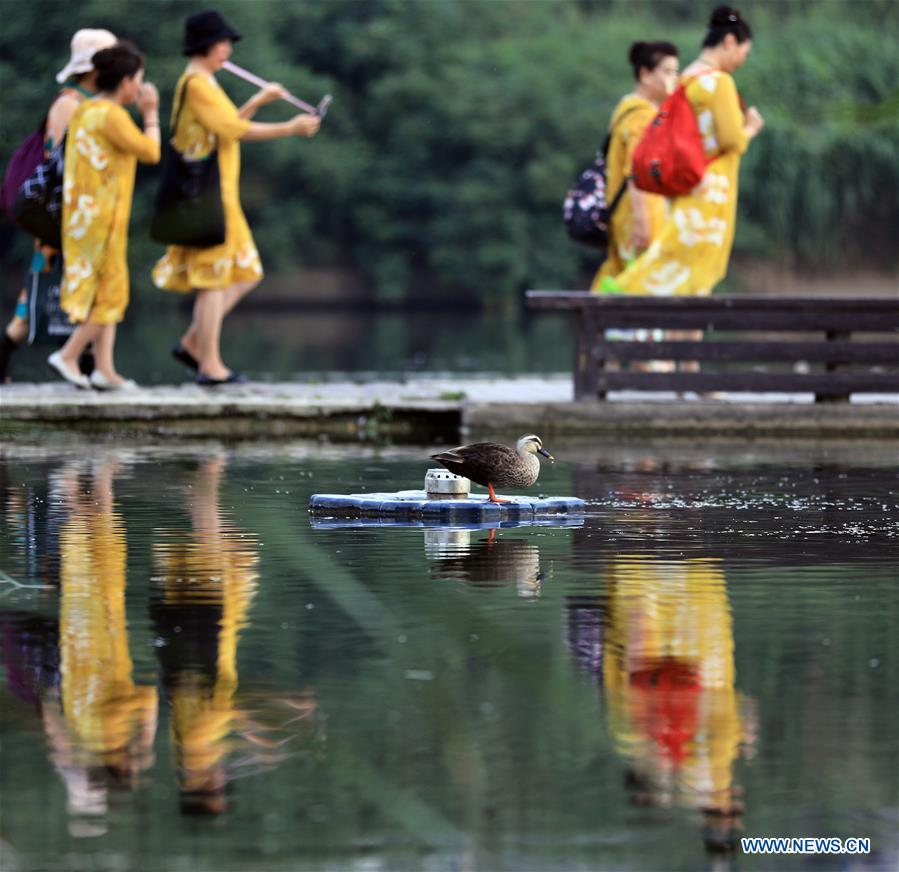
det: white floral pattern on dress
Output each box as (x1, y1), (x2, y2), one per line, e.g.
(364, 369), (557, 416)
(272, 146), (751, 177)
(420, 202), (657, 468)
(235, 244), (262, 275)
(697, 109), (718, 153)
(698, 72), (719, 93)
(182, 120), (217, 160)
(152, 258), (174, 289)
(68, 194), (99, 240)
(673, 208), (727, 247)
(74, 128), (109, 171)
(644, 261), (690, 297)
(696, 172), (730, 204)
(63, 257), (94, 291)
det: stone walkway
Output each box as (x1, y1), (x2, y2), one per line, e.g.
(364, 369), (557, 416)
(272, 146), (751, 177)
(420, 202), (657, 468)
(1, 376), (896, 438)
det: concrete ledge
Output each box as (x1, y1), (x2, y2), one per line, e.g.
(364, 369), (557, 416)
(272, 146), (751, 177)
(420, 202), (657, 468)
(2, 380), (896, 439)
(0, 382), (461, 439)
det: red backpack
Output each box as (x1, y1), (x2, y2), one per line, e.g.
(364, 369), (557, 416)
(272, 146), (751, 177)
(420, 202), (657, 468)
(631, 80), (708, 197)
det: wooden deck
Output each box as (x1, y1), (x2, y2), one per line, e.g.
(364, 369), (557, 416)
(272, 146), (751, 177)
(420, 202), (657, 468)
(525, 293), (899, 401)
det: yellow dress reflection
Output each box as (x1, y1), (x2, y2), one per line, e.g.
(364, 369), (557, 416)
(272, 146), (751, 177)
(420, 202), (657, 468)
(152, 457), (260, 813)
(603, 556), (749, 827)
(50, 459), (157, 832)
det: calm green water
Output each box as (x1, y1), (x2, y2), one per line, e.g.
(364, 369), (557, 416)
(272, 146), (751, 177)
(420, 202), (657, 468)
(1, 439), (897, 871)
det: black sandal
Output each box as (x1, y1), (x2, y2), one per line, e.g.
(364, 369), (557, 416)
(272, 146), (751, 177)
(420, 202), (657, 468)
(171, 344), (199, 371)
(195, 371), (247, 386)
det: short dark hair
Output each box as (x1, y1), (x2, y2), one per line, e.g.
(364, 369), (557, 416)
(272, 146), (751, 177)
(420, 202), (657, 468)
(702, 5), (753, 47)
(92, 41), (144, 92)
(629, 41), (679, 80)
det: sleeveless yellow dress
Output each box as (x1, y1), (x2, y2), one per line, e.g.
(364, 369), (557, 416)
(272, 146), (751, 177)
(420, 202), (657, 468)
(60, 100), (160, 324)
(591, 95), (668, 288)
(152, 72), (263, 292)
(601, 71), (748, 297)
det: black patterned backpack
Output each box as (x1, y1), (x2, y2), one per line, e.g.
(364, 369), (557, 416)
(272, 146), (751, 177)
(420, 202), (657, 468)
(562, 107), (639, 250)
(11, 135), (66, 250)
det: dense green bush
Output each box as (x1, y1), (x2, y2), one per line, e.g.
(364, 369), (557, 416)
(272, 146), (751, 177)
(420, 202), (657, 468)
(1, 0), (896, 305)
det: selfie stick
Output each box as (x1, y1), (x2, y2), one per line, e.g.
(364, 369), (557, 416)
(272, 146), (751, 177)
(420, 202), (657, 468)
(222, 61), (332, 118)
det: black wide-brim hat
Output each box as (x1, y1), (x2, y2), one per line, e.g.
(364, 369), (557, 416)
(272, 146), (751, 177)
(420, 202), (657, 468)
(183, 9), (242, 56)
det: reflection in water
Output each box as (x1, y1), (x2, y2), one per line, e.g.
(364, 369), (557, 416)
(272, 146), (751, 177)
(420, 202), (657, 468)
(46, 459), (157, 837)
(1, 465), (67, 589)
(1, 467), (63, 709)
(151, 457), (316, 815)
(568, 556), (754, 854)
(1, 447), (895, 867)
(427, 530), (546, 598)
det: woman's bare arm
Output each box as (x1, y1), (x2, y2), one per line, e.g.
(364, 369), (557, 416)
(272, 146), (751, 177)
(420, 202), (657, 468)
(241, 114), (320, 141)
(45, 93), (81, 146)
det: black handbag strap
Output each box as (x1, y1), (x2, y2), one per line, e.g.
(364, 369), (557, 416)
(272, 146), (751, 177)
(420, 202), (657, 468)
(607, 178), (630, 217)
(169, 74), (198, 141)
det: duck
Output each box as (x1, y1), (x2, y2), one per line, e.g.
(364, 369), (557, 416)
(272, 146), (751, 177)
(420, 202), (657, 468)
(430, 434), (554, 503)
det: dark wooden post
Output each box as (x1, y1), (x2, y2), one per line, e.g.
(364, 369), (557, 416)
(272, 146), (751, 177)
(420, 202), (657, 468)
(816, 330), (851, 403)
(573, 309), (601, 401)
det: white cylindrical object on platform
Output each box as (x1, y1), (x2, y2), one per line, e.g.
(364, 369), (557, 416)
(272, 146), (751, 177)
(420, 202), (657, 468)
(425, 468), (470, 496)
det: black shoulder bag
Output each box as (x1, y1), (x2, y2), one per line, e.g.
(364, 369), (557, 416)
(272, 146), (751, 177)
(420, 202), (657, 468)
(150, 75), (226, 248)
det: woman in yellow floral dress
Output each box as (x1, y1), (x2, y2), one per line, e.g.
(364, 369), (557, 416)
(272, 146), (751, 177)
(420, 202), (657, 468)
(44, 456), (157, 823)
(1, 28), (117, 383)
(151, 457), (259, 814)
(603, 555), (752, 842)
(592, 41), (679, 289)
(152, 10), (320, 385)
(599, 6), (764, 298)
(49, 43), (160, 390)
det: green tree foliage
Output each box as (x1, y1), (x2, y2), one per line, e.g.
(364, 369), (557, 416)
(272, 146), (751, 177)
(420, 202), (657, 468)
(1, 0), (896, 305)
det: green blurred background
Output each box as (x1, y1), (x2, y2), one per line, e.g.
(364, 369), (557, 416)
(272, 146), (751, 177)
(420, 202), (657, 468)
(1, 0), (897, 376)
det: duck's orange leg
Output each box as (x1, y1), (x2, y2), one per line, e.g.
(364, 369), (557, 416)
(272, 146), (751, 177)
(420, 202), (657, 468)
(487, 483), (510, 504)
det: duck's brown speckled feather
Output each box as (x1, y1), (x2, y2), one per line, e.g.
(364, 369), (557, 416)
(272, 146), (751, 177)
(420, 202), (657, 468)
(431, 441), (539, 489)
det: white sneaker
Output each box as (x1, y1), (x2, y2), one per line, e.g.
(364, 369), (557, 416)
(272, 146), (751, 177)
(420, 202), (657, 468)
(90, 370), (138, 391)
(48, 351), (90, 389)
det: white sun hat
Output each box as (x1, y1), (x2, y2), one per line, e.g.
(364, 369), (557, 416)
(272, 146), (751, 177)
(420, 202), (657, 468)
(55, 29), (117, 84)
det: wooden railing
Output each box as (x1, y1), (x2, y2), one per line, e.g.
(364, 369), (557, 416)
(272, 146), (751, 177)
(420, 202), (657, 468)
(525, 292), (899, 401)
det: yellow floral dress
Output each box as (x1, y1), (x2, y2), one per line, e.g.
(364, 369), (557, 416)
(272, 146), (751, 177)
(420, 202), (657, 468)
(591, 95), (669, 288)
(152, 72), (262, 292)
(602, 71), (748, 297)
(603, 557), (746, 812)
(153, 523), (259, 793)
(60, 100), (160, 324)
(59, 503), (157, 767)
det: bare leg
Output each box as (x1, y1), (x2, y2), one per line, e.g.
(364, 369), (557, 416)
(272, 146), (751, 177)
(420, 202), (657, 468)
(0, 293), (29, 381)
(92, 323), (128, 384)
(192, 290), (229, 380)
(180, 279), (259, 362)
(58, 322), (103, 370)
(668, 329), (703, 373)
(6, 290), (29, 344)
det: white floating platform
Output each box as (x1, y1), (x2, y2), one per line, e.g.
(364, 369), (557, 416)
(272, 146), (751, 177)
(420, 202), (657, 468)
(308, 490), (586, 524)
